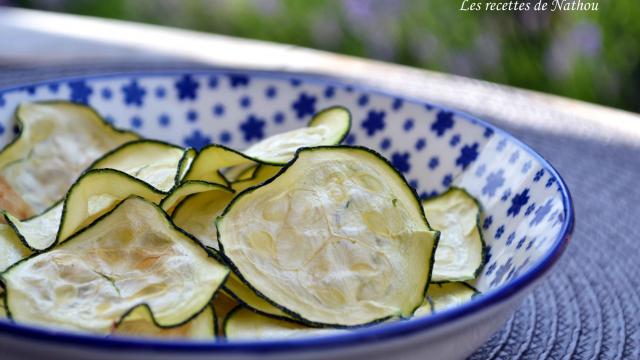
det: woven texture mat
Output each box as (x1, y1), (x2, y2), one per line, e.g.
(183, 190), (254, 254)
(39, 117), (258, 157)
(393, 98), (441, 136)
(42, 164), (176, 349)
(1, 63), (638, 360)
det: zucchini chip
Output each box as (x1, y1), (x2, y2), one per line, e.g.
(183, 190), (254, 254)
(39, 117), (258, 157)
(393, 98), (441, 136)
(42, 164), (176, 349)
(3, 204), (62, 252)
(211, 292), (238, 336)
(0, 224), (32, 272)
(422, 188), (485, 282)
(1, 197), (229, 333)
(230, 165), (281, 193)
(91, 140), (186, 192)
(5, 169), (165, 251)
(171, 188), (235, 249)
(225, 164), (259, 183)
(243, 106), (351, 164)
(224, 307), (344, 340)
(217, 146), (438, 327)
(113, 305), (215, 340)
(183, 107), (351, 185)
(176, 148), (197, 184)
(413, 282), (479, 316)
(0, 102), (138, 215)
(182, 145), (255, 185)
(161, 181), (231, 215)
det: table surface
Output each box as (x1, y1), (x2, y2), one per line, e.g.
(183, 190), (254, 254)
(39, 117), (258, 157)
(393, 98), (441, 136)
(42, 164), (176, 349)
(1, 7), (639, 359)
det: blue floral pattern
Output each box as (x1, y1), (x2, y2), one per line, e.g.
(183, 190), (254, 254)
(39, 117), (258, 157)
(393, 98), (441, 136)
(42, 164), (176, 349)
(122, 80), (146, 106)
(361, 110), (386, 136)
(175, 74), (199, 100)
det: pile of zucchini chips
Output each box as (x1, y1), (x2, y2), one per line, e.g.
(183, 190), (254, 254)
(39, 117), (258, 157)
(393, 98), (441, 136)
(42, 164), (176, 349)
(0, 101), (485, 340)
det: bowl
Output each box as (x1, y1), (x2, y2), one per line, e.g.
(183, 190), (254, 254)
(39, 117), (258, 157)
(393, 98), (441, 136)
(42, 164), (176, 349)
(0, 69), (574, 360)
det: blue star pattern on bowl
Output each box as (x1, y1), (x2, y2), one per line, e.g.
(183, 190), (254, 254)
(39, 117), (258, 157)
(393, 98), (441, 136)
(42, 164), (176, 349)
(0, 70), (569, 295)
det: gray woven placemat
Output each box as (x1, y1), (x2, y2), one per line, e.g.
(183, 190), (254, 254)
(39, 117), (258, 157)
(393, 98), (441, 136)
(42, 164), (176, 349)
(0, 63), (638, 360)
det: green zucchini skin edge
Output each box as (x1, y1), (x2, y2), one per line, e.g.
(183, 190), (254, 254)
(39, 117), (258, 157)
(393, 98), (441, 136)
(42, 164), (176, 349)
(221, 305), (244, 338)
(2, 168), (168, 253)
(159, 179), (233, 211)
(216, 145), (439, 328)
(426, 282), (480, 313)
(424, 186), (487, 281)
(169, 186), (235, 225)
(172, 147), (197, 190)
(221, 304), (315, 338)
(219, 286), (310, 327)
(182, 144), (265, 187)
(110, 303), (218, 333)
(0, 195), (230, 329)
(306, 105), (352, 144)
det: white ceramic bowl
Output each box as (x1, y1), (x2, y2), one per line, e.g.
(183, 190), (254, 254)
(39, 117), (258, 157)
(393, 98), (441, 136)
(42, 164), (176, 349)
(0, 70), (574, 360)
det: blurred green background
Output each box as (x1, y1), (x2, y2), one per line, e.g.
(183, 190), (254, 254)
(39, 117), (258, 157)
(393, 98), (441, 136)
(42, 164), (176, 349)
(12, 0), (640, 112)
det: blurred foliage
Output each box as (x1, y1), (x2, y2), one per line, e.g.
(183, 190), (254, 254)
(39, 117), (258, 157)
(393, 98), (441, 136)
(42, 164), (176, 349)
(14, 0), (640, 112)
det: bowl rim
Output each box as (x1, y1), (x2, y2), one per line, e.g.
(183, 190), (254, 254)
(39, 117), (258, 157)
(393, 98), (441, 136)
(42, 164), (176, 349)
(0, 69), (574, 354)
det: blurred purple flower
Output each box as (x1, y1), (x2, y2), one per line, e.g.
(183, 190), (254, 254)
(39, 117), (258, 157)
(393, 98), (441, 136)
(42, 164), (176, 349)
(474, 32), (501, 70)
(342, 0), (403, 61)
(450, 51), (475, 77)
(343, 0), (375, 23)
(253, 0), (282, 17)
(570, 22), (602, 56)
(546, 20), (602, 78)
(409, 31), (440, 63)
(311, 14), (343, 49)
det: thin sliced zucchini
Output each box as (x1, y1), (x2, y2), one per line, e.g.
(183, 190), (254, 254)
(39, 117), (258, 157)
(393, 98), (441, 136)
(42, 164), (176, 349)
(182, 145), (254, 185)
(422, 187), (485, 282)
(0, 101), (138, 215)
(0, 224), (31, 272)
(211, 292), (238, 336)
(224, 306), (344, 340)
(176, 148), (197, 184)
(183, 107), (351, 185)
(413, 282), (479, 316)
(217, 146), (439, 327)
(5, 169), (165, 251)
(222, 273), (290, 319)
(243, 106), (351, 164)
(160, 181), (231, 215)
(3, 204), (62, 253)
(112, 304), (215, 339)
(171, 189), (235, 249)
(224, 164), (258, 183)
(230, 165), (281, 193)
(91, 140), (186, 192)
(1, 196), (229, 333)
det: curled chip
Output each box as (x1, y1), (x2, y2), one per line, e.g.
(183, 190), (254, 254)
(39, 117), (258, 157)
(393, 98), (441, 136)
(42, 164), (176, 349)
(171, 188), (235, 249)
(91, 140), (189, 192)
(243, 106), (351, 164)
(1, 197), (229, 333)
(413, 282), (479, 316)
(0, 224), (31, 272)
(422, 187), (485, 282)
(217, 146), (439, 327)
